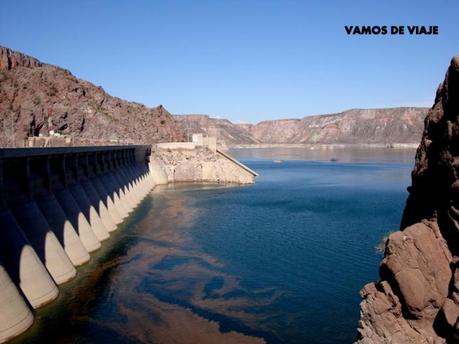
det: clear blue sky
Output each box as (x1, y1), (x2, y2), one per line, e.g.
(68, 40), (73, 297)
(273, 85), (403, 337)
(1, 0), (458, 123)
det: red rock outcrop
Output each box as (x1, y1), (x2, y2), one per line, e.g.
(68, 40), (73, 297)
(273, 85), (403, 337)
(357, 57), (459, 343)
(0, 46), (185, 147)
(0, 47), (41, 70)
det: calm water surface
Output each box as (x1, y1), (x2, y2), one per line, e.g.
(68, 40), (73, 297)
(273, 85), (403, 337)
(13, 148), (415, 344)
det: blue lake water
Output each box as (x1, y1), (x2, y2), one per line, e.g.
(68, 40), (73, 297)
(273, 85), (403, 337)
(13, 148), (415, 344)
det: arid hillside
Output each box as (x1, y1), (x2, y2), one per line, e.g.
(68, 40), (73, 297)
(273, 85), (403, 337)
(176, 107), (428, 146)
(0, 46), (185, 147)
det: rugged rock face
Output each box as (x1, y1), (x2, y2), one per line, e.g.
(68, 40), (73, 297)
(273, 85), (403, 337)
(0, 47), (41, 70)
(0, 46), (185, 147)
(357, 57), (459, 343)
(176, 108), (427, 146)
(247, 108), (427, 145)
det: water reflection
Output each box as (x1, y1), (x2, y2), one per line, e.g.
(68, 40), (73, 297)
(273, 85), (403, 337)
(13, 186), (269, 343)
(11, 148), (415, 344)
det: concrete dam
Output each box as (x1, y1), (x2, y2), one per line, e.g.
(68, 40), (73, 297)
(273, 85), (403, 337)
(0, 145), (169, 343)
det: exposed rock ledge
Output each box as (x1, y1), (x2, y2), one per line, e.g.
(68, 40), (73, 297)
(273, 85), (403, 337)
(356, 57), (459, 343)
(0, 46), (41, 70)
(151, 145), (257, 184)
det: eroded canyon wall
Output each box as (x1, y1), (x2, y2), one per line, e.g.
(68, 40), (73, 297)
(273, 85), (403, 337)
(357, 57), (459, 344)
(176, 108), (427, 146)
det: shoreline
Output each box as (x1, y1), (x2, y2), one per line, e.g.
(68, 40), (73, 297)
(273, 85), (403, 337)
(229, 143), (419, 149)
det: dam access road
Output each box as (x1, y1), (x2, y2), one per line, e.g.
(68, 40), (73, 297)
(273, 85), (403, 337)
(0, 143), (257, 343)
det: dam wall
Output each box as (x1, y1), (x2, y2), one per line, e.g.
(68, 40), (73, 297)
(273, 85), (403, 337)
(0, 145), (165, 343)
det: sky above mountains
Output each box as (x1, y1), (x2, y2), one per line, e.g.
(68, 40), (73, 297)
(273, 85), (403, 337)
(1, 0), (458, 123)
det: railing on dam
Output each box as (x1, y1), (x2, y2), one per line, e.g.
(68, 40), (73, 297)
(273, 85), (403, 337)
(0, 145), (165, 343)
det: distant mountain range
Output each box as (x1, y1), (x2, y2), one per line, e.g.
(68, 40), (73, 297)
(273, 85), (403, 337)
(0, 46), (429, 148)
(175, 107), (428, 146)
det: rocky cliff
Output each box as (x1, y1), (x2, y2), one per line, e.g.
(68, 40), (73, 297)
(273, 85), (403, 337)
(357, 57), (459, 343)
(0, 46), (185, 147)
(176, 108), (427, 146)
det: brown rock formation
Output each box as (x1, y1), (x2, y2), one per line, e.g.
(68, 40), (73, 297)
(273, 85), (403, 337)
(176, 108), (427, 146)
(0, 47), (41, 70)
(0, 46), (185, 147)
(356, 57), (459, 343)
(247, 108), (427, 145)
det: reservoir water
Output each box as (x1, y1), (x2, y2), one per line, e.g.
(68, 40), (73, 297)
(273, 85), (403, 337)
(12, 148), (415, 344)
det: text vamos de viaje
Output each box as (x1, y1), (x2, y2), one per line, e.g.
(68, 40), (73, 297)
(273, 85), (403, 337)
(344, 25), (439, 35)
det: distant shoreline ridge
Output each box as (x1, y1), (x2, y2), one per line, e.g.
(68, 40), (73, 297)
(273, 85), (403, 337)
(230, 143), (419, 149)
(175, 108), (428, 146)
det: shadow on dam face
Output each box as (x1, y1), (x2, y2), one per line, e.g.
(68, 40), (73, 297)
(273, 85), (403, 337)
(0, 145), (162, 343)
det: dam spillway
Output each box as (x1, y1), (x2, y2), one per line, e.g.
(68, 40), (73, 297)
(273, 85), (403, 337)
(0, 145), (163, 343)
